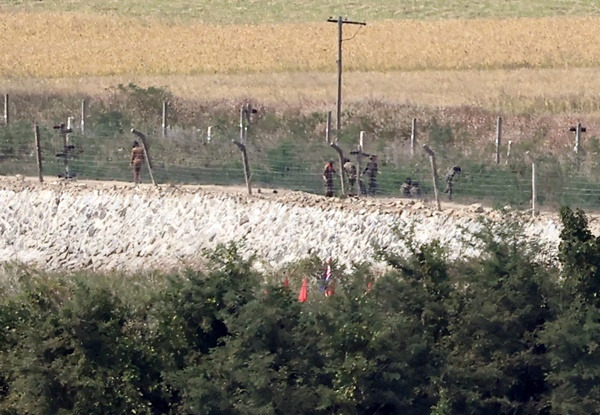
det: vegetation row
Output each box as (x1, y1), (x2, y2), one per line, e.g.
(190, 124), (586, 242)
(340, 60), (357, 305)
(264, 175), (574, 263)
(0, 207), (599, 414)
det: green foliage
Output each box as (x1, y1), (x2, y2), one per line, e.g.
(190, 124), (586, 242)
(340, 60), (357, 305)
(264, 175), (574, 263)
(558, 206), (600, 303)
(4, 212), (600, 413)
(5, 0), (600, 23)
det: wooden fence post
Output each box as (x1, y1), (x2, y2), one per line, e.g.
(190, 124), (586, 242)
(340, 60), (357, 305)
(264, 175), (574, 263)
(423, 144), (441, 211)
(207, 126), (212, 143)
(4, 94), (8, 127)
(233, 140), (252, 195)
(33, 124), (43, 183)
(131, 129), (157, 186)
(410, 117), (417, 158)
(506, 140), (512, 163)
(81, 99), (86, 136)
(495, 116), (502, 164)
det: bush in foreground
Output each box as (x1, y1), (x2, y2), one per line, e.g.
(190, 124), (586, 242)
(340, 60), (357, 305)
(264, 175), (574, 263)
(1, 209), (599, 414)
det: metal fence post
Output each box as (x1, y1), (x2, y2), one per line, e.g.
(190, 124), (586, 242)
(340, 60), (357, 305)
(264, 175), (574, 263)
(4, 94), (9, 127)
(162, 100), (168, 141)
(34, 124), (43, 183)
(410, 117), (417, 158)
(81, 99), (86, 136)
(531, 161), (536, 218)
(495, 116), (502, 164)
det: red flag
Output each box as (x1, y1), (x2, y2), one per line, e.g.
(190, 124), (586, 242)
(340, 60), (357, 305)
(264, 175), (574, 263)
(298, 278), (308, 303)
(283, 276), (290, 289)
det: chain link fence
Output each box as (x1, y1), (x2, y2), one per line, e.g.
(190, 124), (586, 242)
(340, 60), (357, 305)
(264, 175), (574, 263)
(1, 96), (600, 212)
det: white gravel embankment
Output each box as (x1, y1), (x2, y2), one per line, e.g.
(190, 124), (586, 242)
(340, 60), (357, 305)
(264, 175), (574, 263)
(0, 177), (595, 273)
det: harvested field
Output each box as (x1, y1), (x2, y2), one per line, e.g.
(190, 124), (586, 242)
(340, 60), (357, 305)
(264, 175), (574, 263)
(2, 13), (600, 78)
(4, 68), (600, 115)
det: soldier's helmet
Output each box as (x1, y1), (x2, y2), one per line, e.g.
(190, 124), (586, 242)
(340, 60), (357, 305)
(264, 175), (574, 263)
(133, 141), (139, 148)
(405, 177), (412, 185)
(453, 166), (461, 173)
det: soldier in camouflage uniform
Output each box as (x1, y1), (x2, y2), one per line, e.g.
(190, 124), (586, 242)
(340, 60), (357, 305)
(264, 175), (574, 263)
(130, 141), (145, 184)
(363, 155), (379, 196)
(343, 158), (357, 195)
(400, 177), (421, 198)
(323, 160), (336, 197)
(444, 166), (461, 200)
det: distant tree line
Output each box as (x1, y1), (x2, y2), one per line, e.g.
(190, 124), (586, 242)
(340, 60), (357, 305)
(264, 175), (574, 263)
(1, 207), (600, 414)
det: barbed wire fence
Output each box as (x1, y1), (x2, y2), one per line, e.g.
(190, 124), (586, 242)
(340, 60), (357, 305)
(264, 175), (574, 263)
(2, 94), (600, 213)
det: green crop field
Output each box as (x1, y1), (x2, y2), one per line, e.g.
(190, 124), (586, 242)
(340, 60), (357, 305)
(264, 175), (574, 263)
(4, 0), (600, 22)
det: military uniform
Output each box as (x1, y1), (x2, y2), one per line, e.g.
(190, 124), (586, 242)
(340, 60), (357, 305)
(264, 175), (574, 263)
(343, 159), (357, 194)
(444, 166), (461, 199)
(401, 178), (420, 198)
(130, 142), (145, 184)
(363, 156), (378, 196)
(323, 161), (336, 197)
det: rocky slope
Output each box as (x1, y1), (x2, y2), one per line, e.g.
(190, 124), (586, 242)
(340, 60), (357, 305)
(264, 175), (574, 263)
(0, 176), (591, 274)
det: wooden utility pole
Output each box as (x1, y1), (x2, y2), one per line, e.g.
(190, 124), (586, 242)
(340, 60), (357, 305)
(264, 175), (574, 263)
(330, 142), (347, 196)
(495, 116), (502, 164)
(33, 124), (43, 183)
(423, 145), (441, 211)
(131, 129), (157, 186)
(325, 111), (347, 196)
(327, 16), (366, 140)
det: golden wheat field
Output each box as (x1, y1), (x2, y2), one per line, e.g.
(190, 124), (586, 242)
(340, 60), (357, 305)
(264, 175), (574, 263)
(2, 12), (600, 77)
(3, 11), (600, 114)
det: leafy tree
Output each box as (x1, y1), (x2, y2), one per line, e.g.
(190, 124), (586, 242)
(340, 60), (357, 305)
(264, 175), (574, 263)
(442, 220), (555, 415)
(542, 207), (600, 413)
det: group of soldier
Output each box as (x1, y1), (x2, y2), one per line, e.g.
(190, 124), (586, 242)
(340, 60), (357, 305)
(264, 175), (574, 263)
(131, 139), (461, 199)
(322, 155), (379, 198)
(322, 156), (461, 200)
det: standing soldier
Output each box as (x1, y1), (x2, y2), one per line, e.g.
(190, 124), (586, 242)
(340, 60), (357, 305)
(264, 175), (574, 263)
(444, 166), (461, 200)
(363, 155), (379, 196)
(130, 141), (145, 184)
(323, 160), (336, 197)
(343, 158), (357, 195)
